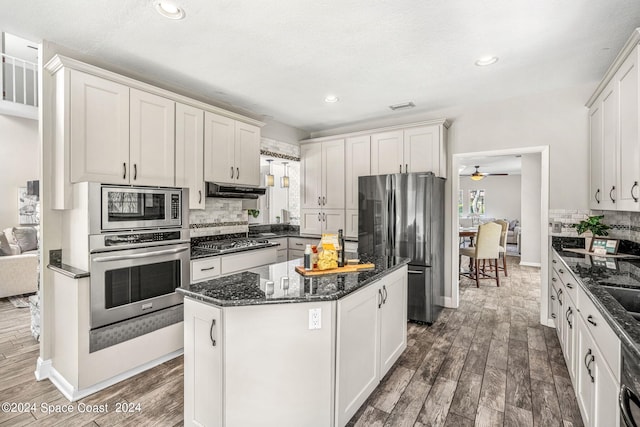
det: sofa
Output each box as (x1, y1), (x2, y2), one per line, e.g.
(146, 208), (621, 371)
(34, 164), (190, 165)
(0, 226), (38, 298)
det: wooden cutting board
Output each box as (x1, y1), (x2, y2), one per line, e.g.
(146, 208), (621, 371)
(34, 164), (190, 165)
(295, 263), (375, 276)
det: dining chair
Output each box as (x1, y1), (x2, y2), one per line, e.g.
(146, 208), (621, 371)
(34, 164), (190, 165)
(494, 219), (509, 277)
(459, 221), (502, 287)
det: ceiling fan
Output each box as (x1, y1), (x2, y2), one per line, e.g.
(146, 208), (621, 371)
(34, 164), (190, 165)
(460, 165), (509, 181)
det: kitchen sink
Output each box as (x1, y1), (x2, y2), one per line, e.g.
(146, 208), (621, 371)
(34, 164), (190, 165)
(602, 285), (640, 321)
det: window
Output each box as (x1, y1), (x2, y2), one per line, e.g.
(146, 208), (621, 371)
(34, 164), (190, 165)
(469, 189), (485, 215)
(458, 189), (463, 215)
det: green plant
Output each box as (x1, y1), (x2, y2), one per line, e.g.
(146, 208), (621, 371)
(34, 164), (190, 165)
(575, 215), (610, 237)
(247, 209), (260, 218)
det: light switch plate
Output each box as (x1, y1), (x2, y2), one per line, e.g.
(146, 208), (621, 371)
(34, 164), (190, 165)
(309, 308), (321, 330)
(552, 221), (562, 233)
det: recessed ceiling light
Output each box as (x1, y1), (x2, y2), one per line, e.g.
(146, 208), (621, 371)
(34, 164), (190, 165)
(155, 1), (185, 20)
(325, 95), (339, 103)
(475, 56), (498, 66)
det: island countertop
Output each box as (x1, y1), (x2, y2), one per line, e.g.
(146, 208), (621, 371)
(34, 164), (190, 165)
(177, 253), (410, 307)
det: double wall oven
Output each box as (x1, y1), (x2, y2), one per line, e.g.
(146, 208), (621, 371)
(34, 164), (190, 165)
(88, 184), (189, 329)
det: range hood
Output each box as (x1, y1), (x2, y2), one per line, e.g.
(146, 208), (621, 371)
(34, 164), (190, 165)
(206, 182), (266, 199)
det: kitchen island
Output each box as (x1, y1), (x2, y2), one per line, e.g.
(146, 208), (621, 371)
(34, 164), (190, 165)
(177, 253), (409, 427)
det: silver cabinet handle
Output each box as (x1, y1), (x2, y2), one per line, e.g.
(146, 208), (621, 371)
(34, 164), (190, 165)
(133, 164), (137, 180)
(93, 246), (188, 262)
(230, 166), (234, 179)
(610, 186), (616, 203)
(200, 266), (216, 271)
(198, 190), (202, 204)
(236, 167), (239, 179)
(595, 188), (600, 204)
(123, 163), (127, 180)
(210, 319), (217, 346)
(632, 181), (639, 203)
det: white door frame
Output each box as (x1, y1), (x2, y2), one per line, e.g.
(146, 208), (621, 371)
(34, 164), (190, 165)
(450, 145), (551, 327)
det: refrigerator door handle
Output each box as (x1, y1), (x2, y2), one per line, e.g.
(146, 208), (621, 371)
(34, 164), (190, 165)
(408, 270), (424, 274)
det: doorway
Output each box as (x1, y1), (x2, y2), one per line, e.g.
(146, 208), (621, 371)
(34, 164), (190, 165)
(449, 146), (550, 326)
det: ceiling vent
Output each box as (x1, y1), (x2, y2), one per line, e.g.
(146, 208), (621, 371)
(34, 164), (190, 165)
(389, 101), (415, 111)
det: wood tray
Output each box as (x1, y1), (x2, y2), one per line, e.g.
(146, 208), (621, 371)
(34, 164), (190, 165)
(295, 263), (375, 276)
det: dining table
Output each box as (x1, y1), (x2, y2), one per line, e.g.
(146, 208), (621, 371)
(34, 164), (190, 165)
(459, 227), (478, 273)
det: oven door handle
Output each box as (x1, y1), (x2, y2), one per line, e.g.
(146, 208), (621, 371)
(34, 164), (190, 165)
(621, 384), (640, 427)
(93, 247), (189, 262)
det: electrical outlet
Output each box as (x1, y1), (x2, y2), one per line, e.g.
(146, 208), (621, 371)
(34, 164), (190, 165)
(552, 221), (562, 233)
(309, 308), (321, 330)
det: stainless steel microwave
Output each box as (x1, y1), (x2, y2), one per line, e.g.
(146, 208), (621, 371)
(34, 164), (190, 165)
(89, 184), (185, 233)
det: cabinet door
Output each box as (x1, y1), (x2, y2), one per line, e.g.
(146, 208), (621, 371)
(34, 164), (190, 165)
(175, 103), (205, 209)
(322, 209), (345, 234)
(129, 89), (175, 186)
(592, 343), (620, 427)
(345, 135), (371, 210)
(69, 70), (130, 184)
(300, 209), (322, 235)
(301, 142), (323, 209)
(576, 317), (594, 426)
(234, 121), (261, 186)
(379, 267), (407, 377)
(601, 84), (618, 210)
(562, 301), (577, 381)
(589, 102), (604, 209)
(345, 209), (359, 239)
(403, 125), (440, 175)
(322, 139), (346, 209)
(335, 282), (380, 427)
(371, 130), (404, 175)
(204, 112), (235, 184)
(617, 48), (640, 211)
(183, 298), (222, 427)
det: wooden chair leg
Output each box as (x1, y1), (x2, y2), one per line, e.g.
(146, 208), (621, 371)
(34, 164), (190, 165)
(495, 259), (500, 287)
(475, 259), (480, 288)
(503, 253), (508, 276)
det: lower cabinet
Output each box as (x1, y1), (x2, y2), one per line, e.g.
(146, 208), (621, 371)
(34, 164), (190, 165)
(184, 300), (222, 427)
(335, 266), (407, 426)
(190, 247), (277, 282)
(576, 314), (620, 427)
(266, 237), (288, 262)
(300, 208), (345, 235)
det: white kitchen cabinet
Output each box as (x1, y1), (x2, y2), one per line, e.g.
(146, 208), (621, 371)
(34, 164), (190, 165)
(300, 208), (345, 235)
(301, 139), (345, 210)
(129, 88), (176, 187)
(68, 71), (176, 186)
(184, 299), (223, 427)
(371, 130), (404, 175)
(220, 247), (277, 275)
(204, 111), (261, 186)
(587, 33), (640, 212)
(345, 209), (359, 239)
(371, 125), (447, 176)
(335, 266), (407, 426)
(191, 257), (222, 283)
(69, 70), (130, 184)
(267, 237), (288, 263)
(345, 135), (371, 210)
(288, 237), (318, 260)
(175, 103), (205, 209)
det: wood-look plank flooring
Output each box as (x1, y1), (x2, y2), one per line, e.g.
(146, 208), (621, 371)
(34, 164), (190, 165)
(0, 255), (583, 426)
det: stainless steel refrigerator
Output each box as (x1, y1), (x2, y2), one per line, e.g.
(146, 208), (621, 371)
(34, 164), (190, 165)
(358, 172), (445, 324)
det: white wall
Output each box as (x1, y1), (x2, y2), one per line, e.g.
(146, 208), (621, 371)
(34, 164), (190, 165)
(0, 114), (39, 227)
(459, 175), (521, 221)
(521, 154), (542, 265)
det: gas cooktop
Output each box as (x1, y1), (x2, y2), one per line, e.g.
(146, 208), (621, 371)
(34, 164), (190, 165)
(194, 238), (273, 255)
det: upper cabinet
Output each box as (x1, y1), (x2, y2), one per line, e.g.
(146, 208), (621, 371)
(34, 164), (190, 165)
(301, 139), (345, 210)
(204, 112), (261, 187)
(345, 135), (371, 210)
(45, 55), (264, 209)
(69, 71), (175, 186)
(176, 103), (205, 209)
(371, 124), (447, 177)
(587, 29), (640, 211)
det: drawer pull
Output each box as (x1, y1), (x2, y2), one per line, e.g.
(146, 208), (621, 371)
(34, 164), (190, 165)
(558, 269), (565, 274)
(595, 188), (600, 204)
(587, 315), (597, 326)
(566, 307), (573, 329)
(551, 313), (557, 319)
(632, 181), (639, 203)
(552, 259), (557, 264)
(552, 277), (557, 282)
(585, 349), (595, 383)
(566, 283), (573, 289)
(123, 162), (127, 180)
(550, 295), (556, 300)
(610, 186), (616, 203)
(201, 266), (216, 271)
(378, 289), (383, 309)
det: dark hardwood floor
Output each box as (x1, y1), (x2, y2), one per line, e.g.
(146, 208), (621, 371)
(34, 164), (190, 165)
(0, 255), (582, 426)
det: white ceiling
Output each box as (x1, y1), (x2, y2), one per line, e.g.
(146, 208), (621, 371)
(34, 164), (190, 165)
(458, 155), (522, 176)
(2, 1), (640, 132)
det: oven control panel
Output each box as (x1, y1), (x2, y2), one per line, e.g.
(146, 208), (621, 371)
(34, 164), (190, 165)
(104, 231), (182, 247)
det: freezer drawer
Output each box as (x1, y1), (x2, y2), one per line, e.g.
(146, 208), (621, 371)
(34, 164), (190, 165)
(407, 265), (433, 323)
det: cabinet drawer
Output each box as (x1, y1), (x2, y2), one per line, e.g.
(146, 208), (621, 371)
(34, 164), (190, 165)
(289, 237), (318, 250)
(191, 257), (221, 283)
(577, 285), (621, 377)
(220, 247), (277, 275)
(552, 254), (578, 304)
(289, 249), (306, 260)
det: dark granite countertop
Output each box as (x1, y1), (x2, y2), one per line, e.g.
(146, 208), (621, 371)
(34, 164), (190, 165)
(177, 253), (410, 307)
(47, 249), (90, 279)
(552, 236), (640, 359)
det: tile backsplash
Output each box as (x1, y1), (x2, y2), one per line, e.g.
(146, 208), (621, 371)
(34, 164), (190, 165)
(548, 208), (640, 244)
(189, 198), (248, 238)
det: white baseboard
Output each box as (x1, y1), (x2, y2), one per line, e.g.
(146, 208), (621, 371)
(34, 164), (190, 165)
(519, 261), (542, 268)
(443, 297), (457, 308)
(46, 349), (183, 402)
(35, 357), (52, 381)
(542, 318), (555, 328)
